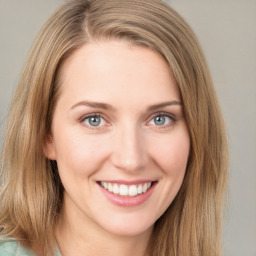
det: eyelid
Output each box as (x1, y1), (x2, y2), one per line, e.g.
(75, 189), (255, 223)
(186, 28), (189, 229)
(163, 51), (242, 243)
(80, 112), (101, 121)
(79, 112), (109, 129)
(146, 111), (177, 128)
(78, 111), (177, 130)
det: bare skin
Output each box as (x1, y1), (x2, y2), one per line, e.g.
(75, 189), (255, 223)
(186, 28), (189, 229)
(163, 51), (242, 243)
(45, 41), (190, 256)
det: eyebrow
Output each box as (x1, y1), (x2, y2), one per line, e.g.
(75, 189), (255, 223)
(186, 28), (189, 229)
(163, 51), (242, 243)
(147, 100), (182, 111)
(70, 100), (182, 112)
(70, 101), (116, 111)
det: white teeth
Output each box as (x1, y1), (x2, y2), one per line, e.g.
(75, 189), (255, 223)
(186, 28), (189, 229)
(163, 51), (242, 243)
(119, 185), (129, 196)
(100, 182), (153, 197)
(142, 183), (148, 193)
(129, 185), (137, 196)
(113, 184), (119, 194)
(102, 182), (108, 190)
(108, 183), (113, 192)
(137, 184), (143, 194)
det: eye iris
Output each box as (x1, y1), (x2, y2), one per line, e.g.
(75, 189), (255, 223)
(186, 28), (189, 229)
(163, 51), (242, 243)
(154, 115), (165, 125)
(89, 116), (101, 126)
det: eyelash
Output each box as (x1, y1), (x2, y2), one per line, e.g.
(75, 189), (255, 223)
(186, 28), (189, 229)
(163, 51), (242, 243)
(148, 112), (177, 128)
(80, 112), (177, 129)
(80, 113), (107, 129)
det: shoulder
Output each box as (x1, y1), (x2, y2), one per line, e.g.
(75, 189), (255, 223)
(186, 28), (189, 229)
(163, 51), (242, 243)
(0, 236), (36, 256)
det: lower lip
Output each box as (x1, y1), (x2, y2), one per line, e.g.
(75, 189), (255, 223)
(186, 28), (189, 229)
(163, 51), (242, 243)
(98, 182), (157, 207)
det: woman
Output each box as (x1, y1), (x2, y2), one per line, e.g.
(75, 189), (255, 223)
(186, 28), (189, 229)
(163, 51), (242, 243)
(0, 0), (228, 255)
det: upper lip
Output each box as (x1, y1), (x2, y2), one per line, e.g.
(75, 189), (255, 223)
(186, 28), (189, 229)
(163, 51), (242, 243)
(97, 180), (157, 185)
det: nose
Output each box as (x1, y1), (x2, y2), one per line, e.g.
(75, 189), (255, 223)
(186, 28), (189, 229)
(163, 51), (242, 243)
(110, 124), (148, 173)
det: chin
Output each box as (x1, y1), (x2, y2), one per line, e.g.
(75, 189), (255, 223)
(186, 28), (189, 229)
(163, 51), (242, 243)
(95, 212), (156, 238)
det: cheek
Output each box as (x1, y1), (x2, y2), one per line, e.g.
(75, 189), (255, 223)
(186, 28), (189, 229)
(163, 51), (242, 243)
(53, 129), (110, 177)
(151, 129), (190, 175)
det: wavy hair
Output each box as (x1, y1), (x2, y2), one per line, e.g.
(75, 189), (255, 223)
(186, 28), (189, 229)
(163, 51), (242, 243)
(0, 0), (228, 255)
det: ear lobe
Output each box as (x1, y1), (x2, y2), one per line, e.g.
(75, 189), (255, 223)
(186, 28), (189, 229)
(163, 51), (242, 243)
(43, 135), (57, 160)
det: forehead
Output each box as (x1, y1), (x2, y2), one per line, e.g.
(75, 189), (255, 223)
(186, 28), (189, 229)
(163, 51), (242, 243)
(57, 41), (180, 107)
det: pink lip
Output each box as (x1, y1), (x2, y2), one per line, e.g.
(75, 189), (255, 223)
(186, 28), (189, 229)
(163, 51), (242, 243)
(97, 181), (157, 207)
(99, 179), (154, 185)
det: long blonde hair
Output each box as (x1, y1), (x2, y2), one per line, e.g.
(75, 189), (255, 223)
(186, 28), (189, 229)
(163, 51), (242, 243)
(0, 0), (228, 255)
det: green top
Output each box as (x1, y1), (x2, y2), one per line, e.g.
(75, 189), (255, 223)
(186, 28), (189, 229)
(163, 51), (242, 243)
(0, 237), (62, 256)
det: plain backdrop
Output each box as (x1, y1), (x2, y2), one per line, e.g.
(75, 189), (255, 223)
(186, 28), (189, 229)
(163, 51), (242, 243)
(0, 1), (255, 255)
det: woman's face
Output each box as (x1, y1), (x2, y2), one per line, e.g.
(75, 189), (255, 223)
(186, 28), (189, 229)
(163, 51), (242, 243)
(45, 41), (190, 237)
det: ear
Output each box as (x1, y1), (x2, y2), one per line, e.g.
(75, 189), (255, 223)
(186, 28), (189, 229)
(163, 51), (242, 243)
(43, 134), (57, 160)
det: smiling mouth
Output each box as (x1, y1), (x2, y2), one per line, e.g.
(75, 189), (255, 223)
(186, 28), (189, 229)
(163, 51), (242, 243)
(98, 181), (157, 197)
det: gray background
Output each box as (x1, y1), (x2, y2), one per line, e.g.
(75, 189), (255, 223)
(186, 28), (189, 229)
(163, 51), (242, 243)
(0, 1), (255, 255)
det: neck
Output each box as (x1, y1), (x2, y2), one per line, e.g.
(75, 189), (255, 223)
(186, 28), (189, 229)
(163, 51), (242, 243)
(55, 196), (152, 256)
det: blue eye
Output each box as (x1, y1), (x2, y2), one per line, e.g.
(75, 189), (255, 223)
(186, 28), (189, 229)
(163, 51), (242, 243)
(149, 114), (174, 127)
(83, 115), (106, 127)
